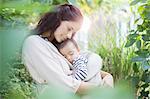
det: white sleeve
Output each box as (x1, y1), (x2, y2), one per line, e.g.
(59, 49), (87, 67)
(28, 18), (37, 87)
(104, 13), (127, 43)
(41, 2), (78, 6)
(22, 36), (81, 93)
(86, 53), (103, 79)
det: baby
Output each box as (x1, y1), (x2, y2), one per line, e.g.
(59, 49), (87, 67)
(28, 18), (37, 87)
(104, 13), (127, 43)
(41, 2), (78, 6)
(57, 39), (103, 86)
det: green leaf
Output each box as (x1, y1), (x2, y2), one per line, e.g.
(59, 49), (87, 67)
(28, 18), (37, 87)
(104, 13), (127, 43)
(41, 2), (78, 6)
(131, 76), (140, 87)
(130, 0), (141, 6)
(125, 38), (136, 47)
(137, 25), (144, 32)
(135, 49), (149, 56)
(131, 56), (146, 62)
(128, 34), (139, 39)
(142, 61), (150, 70)
(129, 30), (135, 32)
(67, 0), (77, 5)
(138, 5), (145, 14)
(136, 40), (141, 49)
(141, 83), (149, 89)
(140, 90), (149, 97)
(142, 34), (150, 41)
(141, 71), (150, 83)
(134, 18), (140, 24)
(133, 63), (139, 73)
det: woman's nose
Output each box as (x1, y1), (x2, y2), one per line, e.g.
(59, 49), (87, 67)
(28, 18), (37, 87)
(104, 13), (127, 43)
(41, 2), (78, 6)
(67, 56), (72, 62)
(67, 32), (72, 39)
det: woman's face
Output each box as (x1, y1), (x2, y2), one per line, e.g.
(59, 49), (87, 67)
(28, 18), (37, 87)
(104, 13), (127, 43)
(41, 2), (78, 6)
(54, 20), (82, 43)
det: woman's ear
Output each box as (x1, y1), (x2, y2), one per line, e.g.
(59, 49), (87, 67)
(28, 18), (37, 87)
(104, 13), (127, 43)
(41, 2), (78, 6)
(77, 47), (80, 52)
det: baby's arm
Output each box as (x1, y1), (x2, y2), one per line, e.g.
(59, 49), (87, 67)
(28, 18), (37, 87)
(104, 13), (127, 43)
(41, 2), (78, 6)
(72, 56), (88, 81)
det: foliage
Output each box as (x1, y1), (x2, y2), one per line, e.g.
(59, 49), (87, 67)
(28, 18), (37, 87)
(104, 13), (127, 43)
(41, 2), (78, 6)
(88, 35), (136, 83)
(37, 83), (134, 99)
(125, 0), (150, 98)
(0, 0), (55, 27)
(87, 0), (134, 82)
(0, 55), (36, 99)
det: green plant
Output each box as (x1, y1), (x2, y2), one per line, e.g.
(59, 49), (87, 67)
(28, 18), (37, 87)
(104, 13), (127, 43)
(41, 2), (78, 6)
(125, 0), (150, 98)
(87, 1), (135, 82)
(0, 0), (55, 27)
(89, 38), (136, 84)
(0, 55), (36, 99)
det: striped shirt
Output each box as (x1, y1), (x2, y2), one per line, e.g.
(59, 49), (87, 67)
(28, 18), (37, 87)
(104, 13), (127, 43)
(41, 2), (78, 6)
(72, 55), (88, 81)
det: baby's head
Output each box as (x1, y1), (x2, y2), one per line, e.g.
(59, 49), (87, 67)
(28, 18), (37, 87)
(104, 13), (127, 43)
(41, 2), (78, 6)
(58, 39), (80, 63)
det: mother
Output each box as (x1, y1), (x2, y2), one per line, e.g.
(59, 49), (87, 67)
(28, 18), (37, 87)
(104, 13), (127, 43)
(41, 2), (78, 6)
(22, 4), (113, 95)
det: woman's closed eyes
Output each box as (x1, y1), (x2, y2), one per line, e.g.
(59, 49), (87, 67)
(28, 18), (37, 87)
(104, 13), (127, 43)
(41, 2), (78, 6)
(68, 27), (73, 32)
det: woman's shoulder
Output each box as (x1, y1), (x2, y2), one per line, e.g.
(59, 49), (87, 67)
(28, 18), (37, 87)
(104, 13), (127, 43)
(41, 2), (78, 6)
(23, 35), (47, 46)
(23, 35), (59, 54)
(24, 35), (41, 43)
(80, 50), (101, 57)
(80, 50), (102, 62)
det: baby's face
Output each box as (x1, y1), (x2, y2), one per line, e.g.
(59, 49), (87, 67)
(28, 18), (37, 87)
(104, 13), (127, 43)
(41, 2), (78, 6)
(59, 42), (79, 63)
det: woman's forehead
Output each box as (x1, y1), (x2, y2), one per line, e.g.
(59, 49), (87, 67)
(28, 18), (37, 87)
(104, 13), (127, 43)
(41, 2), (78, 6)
(69, 20), (82, 31)
(63, 19), (82, 29)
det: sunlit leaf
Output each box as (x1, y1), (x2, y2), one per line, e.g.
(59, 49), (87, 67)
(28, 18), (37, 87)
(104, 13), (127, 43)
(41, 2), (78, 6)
(138, 5), (145, 14)
(130, 0), (141, 6)
(67, 0), (77, 5)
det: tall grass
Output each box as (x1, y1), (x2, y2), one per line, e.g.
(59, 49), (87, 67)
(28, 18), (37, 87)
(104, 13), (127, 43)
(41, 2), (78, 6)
(88, 35), (136, 83)
(86, 4), (138, 84)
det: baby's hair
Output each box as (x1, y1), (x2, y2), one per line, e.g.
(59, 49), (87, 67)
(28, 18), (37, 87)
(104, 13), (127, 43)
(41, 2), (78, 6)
(57, 39), (79, 51)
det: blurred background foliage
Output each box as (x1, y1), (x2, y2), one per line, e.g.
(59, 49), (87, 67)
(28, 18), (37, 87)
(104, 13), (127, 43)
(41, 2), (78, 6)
(0, 0), (149, 99)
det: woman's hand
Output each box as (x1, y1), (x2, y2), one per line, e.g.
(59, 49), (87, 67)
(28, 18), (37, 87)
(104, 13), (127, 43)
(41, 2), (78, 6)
(100, 71), (114, 88)
(76, 71), (114, 95)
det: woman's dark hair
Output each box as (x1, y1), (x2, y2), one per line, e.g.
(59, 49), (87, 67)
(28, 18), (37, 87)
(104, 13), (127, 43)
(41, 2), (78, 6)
(35, 4), (83, 38)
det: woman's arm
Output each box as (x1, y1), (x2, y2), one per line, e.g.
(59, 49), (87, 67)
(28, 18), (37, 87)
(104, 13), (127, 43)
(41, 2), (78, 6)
(76, 81), (96, 95)
(76, 71), (114, 95)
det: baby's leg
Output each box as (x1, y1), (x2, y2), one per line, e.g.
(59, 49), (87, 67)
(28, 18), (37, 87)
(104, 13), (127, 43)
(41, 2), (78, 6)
(100, 71), (114, 88)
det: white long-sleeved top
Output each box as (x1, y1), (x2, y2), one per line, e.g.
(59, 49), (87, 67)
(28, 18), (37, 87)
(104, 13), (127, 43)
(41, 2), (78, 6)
(22, 35), (81, 93)
(22, 35), (103, 94)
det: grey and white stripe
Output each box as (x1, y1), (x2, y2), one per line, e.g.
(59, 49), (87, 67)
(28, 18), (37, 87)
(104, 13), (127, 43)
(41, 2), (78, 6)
(72, 55), (88, 80)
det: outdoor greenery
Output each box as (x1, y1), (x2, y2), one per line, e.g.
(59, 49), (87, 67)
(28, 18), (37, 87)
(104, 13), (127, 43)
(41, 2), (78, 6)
(0, 56), (36, 99)
(125, 0), (150, 98)
(0, 0), (149, 99)
(88, 0), (150, 98)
